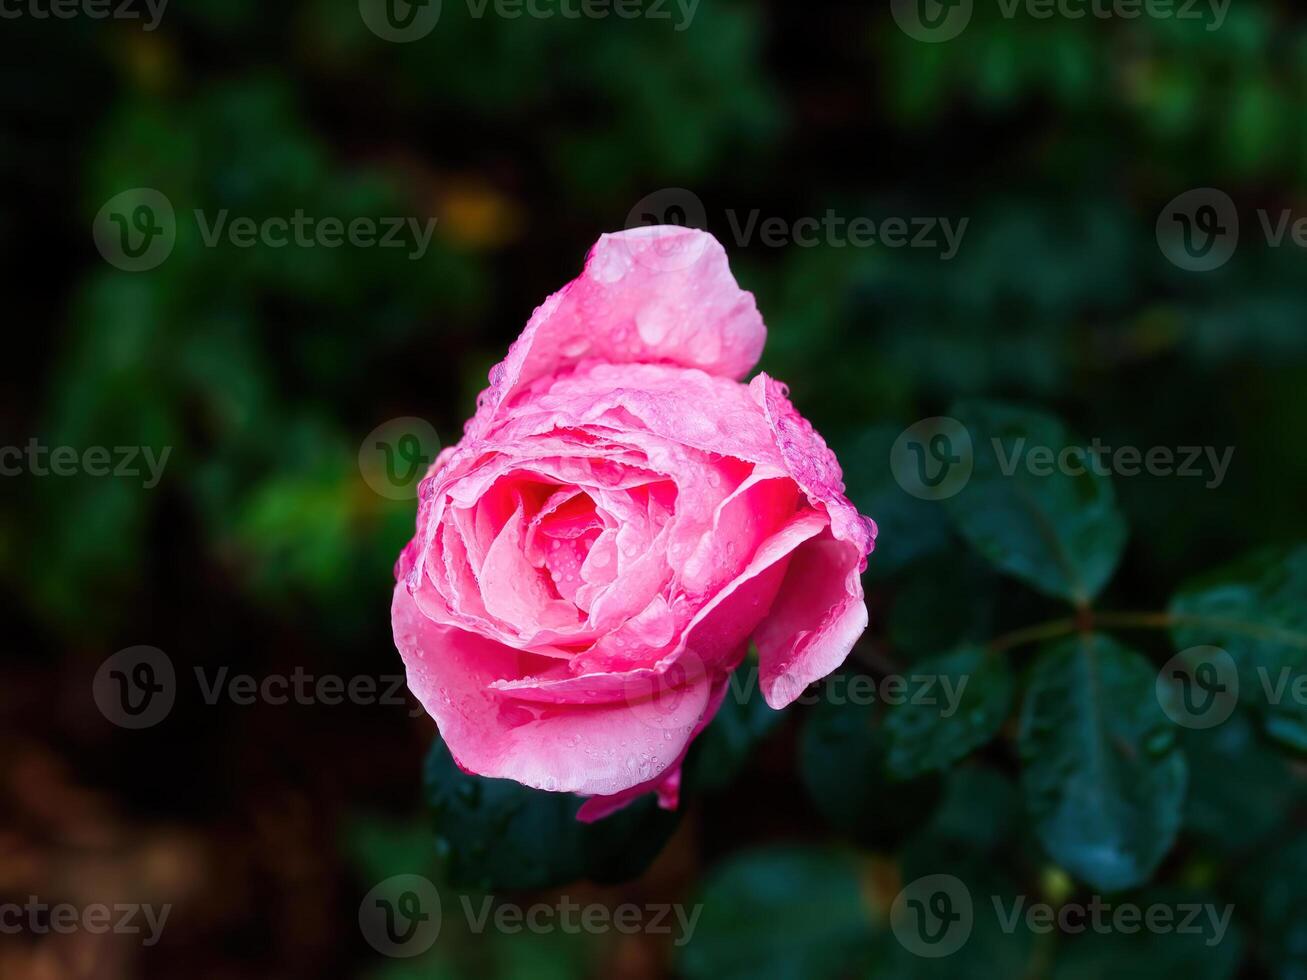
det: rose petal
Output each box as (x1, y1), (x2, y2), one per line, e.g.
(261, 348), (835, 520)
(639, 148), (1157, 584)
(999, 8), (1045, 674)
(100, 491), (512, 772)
(469, 228), (765, 435)
(576, 666), (733, 822)
(754, 531), (869, 709)
(680, 470), (798, 597)
(751, 373), (877, 562)
(395, 583), (714, 796)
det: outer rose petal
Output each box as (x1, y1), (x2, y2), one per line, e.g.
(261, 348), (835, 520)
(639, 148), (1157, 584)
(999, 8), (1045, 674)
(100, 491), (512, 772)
(469, 227), (766, 436)
(394, 583), (715, 797)
(575, 768), (682, 824)
(749, 374), (877, 708)
(575, 665), (734, 822)
(754, 532), (870, 708)
(750, 373), (876, 560)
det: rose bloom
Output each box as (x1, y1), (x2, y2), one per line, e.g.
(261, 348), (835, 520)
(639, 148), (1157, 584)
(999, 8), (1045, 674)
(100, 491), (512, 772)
(392, 227), (876, 820)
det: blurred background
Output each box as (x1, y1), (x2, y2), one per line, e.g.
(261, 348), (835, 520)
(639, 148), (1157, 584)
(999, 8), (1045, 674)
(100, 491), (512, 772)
(3, 0), (1307, 977)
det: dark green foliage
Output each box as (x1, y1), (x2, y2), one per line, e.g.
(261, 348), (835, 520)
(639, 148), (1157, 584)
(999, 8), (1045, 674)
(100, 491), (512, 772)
(944, 400), (1128, 605)
(885, 645), (1013, 779)
(1171, 545), (1307, 749)
(1019, 634), (1186, 891)
(678, 847), (875, 980)
(424, 738), (679, 891)
(799, 691), (942, 848)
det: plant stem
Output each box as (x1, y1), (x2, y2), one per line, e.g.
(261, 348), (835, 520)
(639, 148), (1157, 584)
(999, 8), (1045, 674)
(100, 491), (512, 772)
(989, 617), (1080, 654)
(989, 610), (1178, 655)
(989, 607), (1307, 658)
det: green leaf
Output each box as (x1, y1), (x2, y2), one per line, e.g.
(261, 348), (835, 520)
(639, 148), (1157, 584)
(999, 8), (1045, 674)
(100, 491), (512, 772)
(922, 766), (1020, 854)
(1170, 544), (1307, 750)
(1018, 634), (1187, 891)
(945, 399), (1128, 605)
(888, 552), (1000, 661)
(799, 690), (941, 847)
(679, 847), (874, 980)
(1245, 835), (1307, 980)
(1050, 888), (1242, 980)
(885, 646), (1014, 779)
(1182, 711), (1297, 853)
(424, 737), (678, 891)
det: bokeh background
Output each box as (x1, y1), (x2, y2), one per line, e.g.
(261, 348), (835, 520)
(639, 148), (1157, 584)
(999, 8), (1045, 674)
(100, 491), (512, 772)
(3, 0), (1307, 977)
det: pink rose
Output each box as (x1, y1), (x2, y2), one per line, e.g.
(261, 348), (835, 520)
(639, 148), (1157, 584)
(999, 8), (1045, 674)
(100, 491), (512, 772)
(392, 227), (876, 820)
